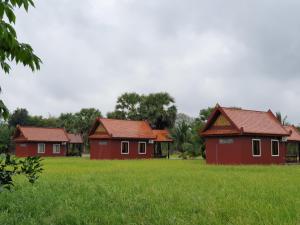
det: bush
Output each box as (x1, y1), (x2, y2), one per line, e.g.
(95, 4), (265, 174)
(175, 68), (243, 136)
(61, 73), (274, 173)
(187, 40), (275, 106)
(0, 154), (43, 191)
(179, 143), (200, 159)
(179, 151), (189, 159)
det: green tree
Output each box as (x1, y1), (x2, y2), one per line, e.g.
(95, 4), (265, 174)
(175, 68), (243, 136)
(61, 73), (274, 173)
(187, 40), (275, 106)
(198, 107), (214, 123)
(8, 108), (30, 127)
(276, 112), (289, 126)
(0, 0), (42, 191)
(0, 0), (41, 119)
(74, 108), (102, 149)
(109, 92), (141, 120)
(171, 120), (192, 152)
(139, 92), (177, 129)
(58, 113), (76, 133)
(0, 0), (41, 74)
(0, 123), (13, 153)
(108, 92), (177, 129)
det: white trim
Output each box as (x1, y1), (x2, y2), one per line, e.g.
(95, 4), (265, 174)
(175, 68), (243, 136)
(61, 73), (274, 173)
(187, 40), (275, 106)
(252, 139), (261, 157)
(138, 142), (147, 155)
(121, 141), (129, 155)
(271, 139), (280, 157)
(53, 144), (61, 154)
(37, 143), (45, 154)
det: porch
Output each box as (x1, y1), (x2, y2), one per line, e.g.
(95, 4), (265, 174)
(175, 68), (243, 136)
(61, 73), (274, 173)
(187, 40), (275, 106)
(286, 142), (300, 164)
(152, 129), (173, 159)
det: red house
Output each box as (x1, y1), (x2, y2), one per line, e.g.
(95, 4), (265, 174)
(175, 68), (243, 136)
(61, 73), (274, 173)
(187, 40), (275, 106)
(14, 126), (78, 157)
(89, 118), (172, 159)
(201, 105), (290, 165)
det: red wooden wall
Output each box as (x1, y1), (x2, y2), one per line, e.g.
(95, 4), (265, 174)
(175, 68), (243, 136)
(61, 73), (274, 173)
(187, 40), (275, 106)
(90, 139), (154, 159)
(15, 142), (67, 157)
(205, 137), (286, 165)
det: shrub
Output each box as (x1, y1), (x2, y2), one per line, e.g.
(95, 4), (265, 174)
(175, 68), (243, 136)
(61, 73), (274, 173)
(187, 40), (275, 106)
(0, 154), (43, 191)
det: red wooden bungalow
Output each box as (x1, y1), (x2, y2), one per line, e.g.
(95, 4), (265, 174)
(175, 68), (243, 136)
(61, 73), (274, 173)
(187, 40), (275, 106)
(89, 118), (172, 159)
(201, 105), (290, 165)
(13, 126), (82, 157)
(284, 125), (300, 163)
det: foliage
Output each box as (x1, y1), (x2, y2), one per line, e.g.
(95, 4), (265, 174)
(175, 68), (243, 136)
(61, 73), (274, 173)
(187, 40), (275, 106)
(0, 0), (41, 74)
(275, 112), (289, 125)
(57, 113), (76, 133)
(171, 120), (192, 152)
(0, 154), (43, 191)
(171, 107), (215, 158)
(72, 108), (102, 148)
(8, 108), (30, 127)
(108, 92), (141, 120)
(108, 92), (177, 129)
(0, 99), (9, 120)
(0, 123), (13, 153)
(198, 107), (214, 123)
(179, 142), (194, 159)
(175, 113), (194, 126)
(0, 158), (299, 224)
(139, 93), (177, 129)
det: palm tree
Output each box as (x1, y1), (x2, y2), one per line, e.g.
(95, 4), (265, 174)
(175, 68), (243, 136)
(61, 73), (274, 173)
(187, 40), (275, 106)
(276, 112), (289, 125)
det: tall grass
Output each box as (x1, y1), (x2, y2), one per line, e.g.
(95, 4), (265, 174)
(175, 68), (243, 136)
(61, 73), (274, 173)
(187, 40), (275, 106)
(0, 158), (299, 225)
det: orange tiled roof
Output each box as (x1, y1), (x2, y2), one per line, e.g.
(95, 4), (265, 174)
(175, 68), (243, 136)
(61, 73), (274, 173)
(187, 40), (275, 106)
(14, 126), (69, 142)
(202, 106), (289, 136)
(284, 125), (300, 142)
(222, 107), (288, 135)
(97, 118), (156, 139)
(67, 133), (83, 144)
(152, 130), (173, 142)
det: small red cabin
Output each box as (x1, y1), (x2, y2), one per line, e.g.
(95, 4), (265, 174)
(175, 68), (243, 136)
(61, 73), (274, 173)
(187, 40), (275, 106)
(13, 126), (82, 157)
(201, 105), (290, 165)
(89, 118), (172, 159)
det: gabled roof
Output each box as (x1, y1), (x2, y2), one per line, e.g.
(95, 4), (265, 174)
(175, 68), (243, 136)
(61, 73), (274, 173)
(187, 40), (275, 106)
(152, 130), (173, 142)
(284, 125), (300, 142)
(89, 118), (156, 139)
(67, 133), (83, 144)
(14, 126), (69, 142)
(201, 105), (289, 137)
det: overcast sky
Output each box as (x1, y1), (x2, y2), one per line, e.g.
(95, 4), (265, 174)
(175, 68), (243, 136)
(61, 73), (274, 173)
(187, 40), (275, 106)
(1, 0), (300, 124)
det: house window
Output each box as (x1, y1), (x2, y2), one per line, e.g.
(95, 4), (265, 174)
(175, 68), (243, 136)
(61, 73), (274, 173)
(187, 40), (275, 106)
(138, 142), (147, 154)
(219, 138), (234, 144)
(252, 139), (261, 157)
(271, 140), (279, 156)
(53, 144), (61, 154)
(99, 141), (108, 145)
(38, 143), (45, 154)
(20, 144), (27, 147)
(121, 141), (129, 154)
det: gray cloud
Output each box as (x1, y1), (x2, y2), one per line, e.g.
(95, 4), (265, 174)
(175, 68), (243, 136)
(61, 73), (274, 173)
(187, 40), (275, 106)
(1, 0), (300, 124)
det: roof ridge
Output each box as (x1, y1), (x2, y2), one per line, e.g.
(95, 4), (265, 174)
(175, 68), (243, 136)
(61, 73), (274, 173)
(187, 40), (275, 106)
(222, 107), (267, 113)
(101, 118), (149, 123)
(19, 126), (65, 130)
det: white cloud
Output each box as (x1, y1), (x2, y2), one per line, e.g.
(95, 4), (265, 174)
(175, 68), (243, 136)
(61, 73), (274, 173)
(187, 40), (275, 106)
(1, 0), (300, 125)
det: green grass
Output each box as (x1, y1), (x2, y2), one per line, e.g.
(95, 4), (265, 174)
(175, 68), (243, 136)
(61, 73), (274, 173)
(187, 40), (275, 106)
(0, 158), (300, 225)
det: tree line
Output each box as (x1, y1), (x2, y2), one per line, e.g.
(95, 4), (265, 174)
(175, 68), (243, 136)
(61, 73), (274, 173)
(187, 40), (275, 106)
(0, 92), (214, 158)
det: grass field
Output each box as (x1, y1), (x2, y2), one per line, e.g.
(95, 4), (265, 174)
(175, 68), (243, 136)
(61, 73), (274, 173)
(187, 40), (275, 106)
(0, 158), (300, 225)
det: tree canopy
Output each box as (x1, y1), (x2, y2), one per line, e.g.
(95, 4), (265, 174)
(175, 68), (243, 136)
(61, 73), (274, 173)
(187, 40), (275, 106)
(108, 92), (177, 129)
(0, 0), (41, 120)
(0, 0), (43, 191)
